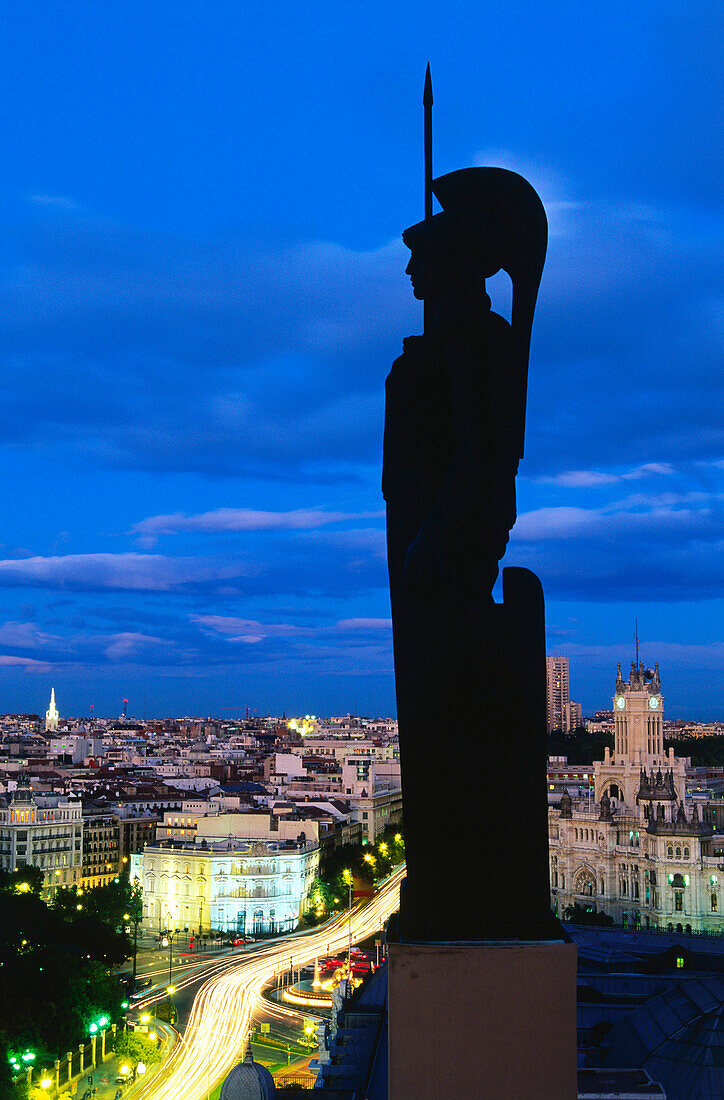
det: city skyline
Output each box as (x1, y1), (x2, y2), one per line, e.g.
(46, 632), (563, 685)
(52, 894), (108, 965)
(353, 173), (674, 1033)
(0, 4), (721, 719)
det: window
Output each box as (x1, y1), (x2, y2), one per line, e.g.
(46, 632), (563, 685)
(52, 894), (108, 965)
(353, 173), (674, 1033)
(712, 894), (718, 913)
(667, 845), (673, 858)
(684, 847), (690, 859)
(675, 893), (683, 912)
(675, 846), (681, 859)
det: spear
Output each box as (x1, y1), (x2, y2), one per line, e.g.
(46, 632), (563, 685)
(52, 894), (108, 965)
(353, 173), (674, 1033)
(423, 63), (433, 222)
(423, 63), (433, 331)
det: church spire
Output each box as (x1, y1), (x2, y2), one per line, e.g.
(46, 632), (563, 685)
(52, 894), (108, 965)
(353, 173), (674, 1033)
(45, 687), (59, 733)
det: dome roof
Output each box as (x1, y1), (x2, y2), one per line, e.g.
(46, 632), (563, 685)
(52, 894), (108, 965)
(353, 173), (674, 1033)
(219, 1049), (276, 1100)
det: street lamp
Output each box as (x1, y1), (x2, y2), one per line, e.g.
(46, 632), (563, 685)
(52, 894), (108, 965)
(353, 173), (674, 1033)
(124, 910), (141, 988)
(163, 919), (177, 995)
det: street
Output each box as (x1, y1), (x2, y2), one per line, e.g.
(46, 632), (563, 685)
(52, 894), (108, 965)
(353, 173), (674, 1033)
(131, 865), (403, 1100)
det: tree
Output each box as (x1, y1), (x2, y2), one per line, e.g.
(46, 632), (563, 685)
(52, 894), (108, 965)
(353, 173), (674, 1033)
(562, 903), (614, 927)
(114, 1030), (161, 1067)
(0, 865), (44, 897)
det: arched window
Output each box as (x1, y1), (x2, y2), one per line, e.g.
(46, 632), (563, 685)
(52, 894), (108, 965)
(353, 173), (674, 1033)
(684, 847), (690, 859)
(574, 868), (596, 897)
(675, 847), (681, 859)
(667, 845), (673, 858)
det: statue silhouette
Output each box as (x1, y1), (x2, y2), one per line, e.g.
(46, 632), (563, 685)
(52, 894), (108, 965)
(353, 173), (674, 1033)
(384, 166), (560, 942)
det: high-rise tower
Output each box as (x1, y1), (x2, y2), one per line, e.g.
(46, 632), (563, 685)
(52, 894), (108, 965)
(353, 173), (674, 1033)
(546, 655), (570, 732)
(45, 687), (59, 732)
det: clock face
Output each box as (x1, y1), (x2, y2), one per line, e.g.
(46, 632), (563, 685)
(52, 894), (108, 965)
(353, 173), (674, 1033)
(649, 696), (659, 709)
(616, 696), (625, 710)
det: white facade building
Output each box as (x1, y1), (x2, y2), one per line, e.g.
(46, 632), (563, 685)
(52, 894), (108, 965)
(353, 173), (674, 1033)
(550, 661), (722, 933)
(131, 813), (319, 935)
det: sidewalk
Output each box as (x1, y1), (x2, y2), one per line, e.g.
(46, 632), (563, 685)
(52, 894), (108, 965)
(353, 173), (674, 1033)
(61, 1023), (177, 1100)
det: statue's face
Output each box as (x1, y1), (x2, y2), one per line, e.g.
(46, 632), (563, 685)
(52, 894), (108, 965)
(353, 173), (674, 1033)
(405, 249), (434, 300)
(406, 238), (490, 300)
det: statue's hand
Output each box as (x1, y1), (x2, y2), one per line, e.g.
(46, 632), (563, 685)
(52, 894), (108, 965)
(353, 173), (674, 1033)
(403, 526), (447, 590)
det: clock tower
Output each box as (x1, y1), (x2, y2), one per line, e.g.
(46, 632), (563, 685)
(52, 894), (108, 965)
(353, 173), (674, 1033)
(595, 656), (684, 810)
(613, 659), (664, 766)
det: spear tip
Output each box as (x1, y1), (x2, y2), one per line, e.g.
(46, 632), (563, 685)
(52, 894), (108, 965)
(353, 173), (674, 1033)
(423, 63), (433, 107)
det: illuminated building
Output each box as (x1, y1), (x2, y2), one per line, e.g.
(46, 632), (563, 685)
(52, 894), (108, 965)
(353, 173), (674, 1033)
(131, 813), (319, 934)
(81, 807), (121, 888)
(550, 660), (722, 932)
(0, 780), (82, 896)
(45, 687), (59, 733)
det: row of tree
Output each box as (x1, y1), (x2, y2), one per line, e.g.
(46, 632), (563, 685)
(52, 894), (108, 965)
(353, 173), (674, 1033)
(0, 868), (139, 1098)
(304, 825), (405, 924)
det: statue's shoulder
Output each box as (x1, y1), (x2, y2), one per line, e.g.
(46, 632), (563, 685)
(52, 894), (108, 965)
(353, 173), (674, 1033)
(386, 335), (429, 388)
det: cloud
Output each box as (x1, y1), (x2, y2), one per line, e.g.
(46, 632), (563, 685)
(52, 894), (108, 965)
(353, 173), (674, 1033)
(0, 654), (53, 671)
(539, 463), (676, 488)
(0, 553), (245, 593)
(0, 621), (62, 648)
(27, 194), (79, 210)
(191, 615), (304, 640)
(334, 618), (391, 632)
(1, 189), (719, 486)
(133, 507), (384, 540)
(101, 632), (166, 661)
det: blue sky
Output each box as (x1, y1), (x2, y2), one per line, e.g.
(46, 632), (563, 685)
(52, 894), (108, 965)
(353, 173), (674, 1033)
(0, 2), (721, 719)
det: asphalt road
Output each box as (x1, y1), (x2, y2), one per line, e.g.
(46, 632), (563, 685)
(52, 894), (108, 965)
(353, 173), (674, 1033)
(128, 866), (403, 1100)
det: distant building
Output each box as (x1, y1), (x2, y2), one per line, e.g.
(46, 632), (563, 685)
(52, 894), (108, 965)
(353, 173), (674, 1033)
(566, 700), (582, 732)
(45, 688), (59, 733)
(0, 781), (82, 897)
(546, 655), (582, 733)
(81, 806), (121, 889)
(550, 660), (722, 932)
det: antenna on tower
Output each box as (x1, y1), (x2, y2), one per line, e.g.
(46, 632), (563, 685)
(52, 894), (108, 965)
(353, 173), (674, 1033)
(635, 619), (640, 671)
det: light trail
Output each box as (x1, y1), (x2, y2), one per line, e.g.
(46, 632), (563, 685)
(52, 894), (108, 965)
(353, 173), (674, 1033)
(137, 865), (403, 1100)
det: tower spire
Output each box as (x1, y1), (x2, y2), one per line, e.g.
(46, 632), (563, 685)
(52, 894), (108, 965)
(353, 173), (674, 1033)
(45, 687), (59, 732)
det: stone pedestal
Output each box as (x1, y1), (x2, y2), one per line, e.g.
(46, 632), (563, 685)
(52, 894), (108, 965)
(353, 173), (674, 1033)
(389, 938), (578, 1099)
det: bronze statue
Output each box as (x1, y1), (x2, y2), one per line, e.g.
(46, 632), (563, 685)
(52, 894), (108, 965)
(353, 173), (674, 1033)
(384, 74), (559, 942)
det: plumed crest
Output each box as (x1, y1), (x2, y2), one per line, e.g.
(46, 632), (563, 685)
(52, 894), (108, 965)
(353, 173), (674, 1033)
(432, 167), (547, 458)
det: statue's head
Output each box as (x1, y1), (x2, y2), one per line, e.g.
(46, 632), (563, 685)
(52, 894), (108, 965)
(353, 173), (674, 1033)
(404, 167), (547, 457)
(403, 207), (503, 301)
